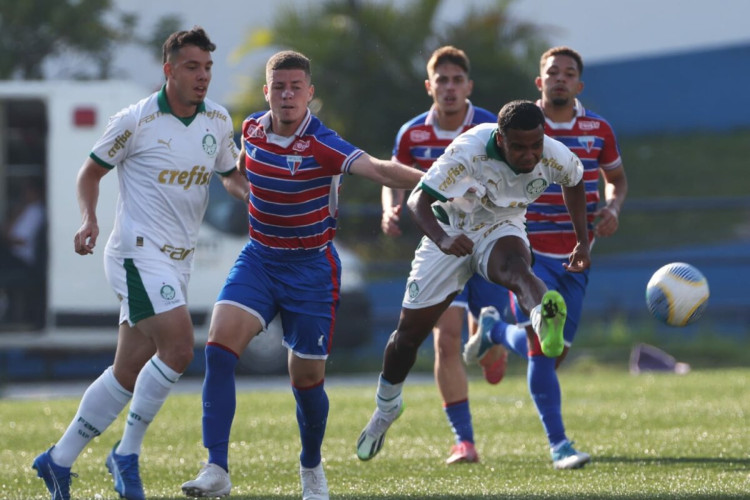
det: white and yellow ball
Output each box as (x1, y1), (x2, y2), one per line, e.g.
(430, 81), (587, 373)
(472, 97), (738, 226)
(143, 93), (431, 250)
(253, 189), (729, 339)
(645, 262), (709, 326)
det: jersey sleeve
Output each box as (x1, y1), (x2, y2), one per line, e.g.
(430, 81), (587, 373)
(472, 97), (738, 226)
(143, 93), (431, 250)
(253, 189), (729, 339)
(312, 126), (364, 175)
(392, 121), (414, 165)
(598, 121), (623, 171)
(419, 142), (475, 202)
(545, 137), (584, 187)
(214, 116), (240, 175)
(89, 107), (137, 169)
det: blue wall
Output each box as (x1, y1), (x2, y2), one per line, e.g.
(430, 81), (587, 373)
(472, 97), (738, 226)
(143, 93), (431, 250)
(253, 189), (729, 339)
(581, 43), (750, 136)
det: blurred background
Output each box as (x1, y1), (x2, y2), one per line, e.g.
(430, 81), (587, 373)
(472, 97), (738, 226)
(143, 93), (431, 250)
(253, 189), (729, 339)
(0, 0), (748, 384)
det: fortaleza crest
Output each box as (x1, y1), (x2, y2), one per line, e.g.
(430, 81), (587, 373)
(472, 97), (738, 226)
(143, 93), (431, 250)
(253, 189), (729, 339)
(286, 155), (303, 175)
(160, 284), (176, 301)
(202, 134), (217, 157)
(525, 178), (548, 197)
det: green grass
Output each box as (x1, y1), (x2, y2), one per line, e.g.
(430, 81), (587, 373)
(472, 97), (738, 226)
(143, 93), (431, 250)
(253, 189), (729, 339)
(2, 368), (749, 499)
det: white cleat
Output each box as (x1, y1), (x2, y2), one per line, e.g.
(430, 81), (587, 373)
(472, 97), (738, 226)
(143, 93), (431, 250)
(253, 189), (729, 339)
(300, 462), (329, 500)
(181, 462), (231, 497)
(463, 306), (499, 365)
(356, 403), (404, 461)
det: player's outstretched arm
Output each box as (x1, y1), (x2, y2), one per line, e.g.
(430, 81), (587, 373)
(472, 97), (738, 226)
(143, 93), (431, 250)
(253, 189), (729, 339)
(349, 153), (423, 189)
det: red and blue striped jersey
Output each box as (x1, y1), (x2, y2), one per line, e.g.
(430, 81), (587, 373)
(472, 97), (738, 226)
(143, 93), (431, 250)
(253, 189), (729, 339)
(392, 101), (496, 170)
(527, 99), (622, 257)
(242, 109), (364, 252)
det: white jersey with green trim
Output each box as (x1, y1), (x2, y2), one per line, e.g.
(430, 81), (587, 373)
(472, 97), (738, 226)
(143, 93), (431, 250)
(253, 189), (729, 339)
(419, 122), (583, 232)
(90, 88), (239, 267)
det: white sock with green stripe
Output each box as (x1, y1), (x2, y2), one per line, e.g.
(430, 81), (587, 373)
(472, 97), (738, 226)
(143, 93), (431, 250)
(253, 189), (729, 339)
(376, 374), (403, 414)
(52, 366), (132, 467)
(116, 355), (181, 456)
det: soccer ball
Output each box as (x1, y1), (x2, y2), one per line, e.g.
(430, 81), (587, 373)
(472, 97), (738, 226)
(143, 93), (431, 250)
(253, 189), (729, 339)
(645, 262), (709, 326)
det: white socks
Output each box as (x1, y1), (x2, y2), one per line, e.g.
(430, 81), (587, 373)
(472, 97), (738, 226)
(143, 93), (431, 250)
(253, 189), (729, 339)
(51, 367), (132, 467)
(530, 304), (542, 337)
(376, 374), (403, 413)
(116, 355), (181, 456)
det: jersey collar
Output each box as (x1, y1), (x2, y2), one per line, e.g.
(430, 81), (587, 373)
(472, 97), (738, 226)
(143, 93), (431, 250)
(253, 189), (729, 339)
(158, 85), (206, 125)
(485, 128), (524, 175)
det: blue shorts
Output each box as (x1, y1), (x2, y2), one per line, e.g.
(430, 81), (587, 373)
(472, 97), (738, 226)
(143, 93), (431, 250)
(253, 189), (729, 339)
(512, 253), (589, 345)
(453, 273), (513, 322)
(216, 241), (341, 359)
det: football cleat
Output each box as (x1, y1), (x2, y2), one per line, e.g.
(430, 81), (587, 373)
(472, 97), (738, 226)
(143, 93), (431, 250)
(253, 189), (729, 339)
(463, 306), (499, 365)
(551, 441), (591, 470)
(356, 402), (404, 461)
(300, 462), (329, 500)
(480, 345), (508, 385)
(105, 442), (145, 500)
(32, 447), (77, 500)
(539, 290), (567, 358)
(446, 440), (479, 465)
(181, 462), (231, 497)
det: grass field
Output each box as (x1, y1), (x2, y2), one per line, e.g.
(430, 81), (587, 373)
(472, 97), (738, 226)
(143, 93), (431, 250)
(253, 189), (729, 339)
(2, 368), (749, 499)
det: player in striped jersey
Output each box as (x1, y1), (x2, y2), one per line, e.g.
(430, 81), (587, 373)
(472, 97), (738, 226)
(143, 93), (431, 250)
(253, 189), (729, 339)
(32, 28), (249, 500)
(381, 46), (511, 465)
(181, 50), (422, 500)
(463, 46), (628, 469)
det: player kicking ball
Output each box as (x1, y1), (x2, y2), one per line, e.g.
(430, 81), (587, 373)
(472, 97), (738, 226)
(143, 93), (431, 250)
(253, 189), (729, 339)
(357, 100), (590, 463)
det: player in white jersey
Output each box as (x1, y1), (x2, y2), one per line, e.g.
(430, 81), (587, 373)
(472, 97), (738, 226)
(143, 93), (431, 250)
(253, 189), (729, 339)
(357, 100), (590, 462)
(32, 27), (249, 500)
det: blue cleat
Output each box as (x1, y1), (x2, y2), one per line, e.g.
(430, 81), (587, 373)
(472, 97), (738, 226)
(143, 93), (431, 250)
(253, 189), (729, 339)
(32, 447), (76, 500)
(106, 441), (145, 500)
(463, 306), (499, 365)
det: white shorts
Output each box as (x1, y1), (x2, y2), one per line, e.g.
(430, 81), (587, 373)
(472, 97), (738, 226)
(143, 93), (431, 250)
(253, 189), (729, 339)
(104, 254), (189, 326)
(402, 218), (528, 309)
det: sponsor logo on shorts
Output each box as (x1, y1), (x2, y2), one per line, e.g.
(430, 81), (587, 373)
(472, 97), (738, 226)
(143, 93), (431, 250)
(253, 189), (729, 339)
(202, 134), (217, 157)
(160, 284), (176, 301)
(407, 280), (420, 300)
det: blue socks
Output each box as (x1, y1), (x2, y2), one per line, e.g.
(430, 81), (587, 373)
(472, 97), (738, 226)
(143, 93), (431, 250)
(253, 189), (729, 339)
(444, 399), (474, 444)
(293, 381), (329, 468)
(528, 354), (566, 446)
(202, 343), (238, 472)
(494, 322), (529, 359)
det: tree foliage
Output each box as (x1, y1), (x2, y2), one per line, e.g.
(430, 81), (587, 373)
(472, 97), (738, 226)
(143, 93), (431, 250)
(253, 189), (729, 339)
(230, 0), (548, 157)
(0, 0), (181, 80)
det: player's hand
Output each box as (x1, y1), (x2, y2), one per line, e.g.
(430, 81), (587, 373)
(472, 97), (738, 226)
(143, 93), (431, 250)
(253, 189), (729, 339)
(381, 205), (402, 237)
(593, 205), (619, 237)
(74, 221), (99, 255)
(436, 233), (474, 257)
(564, 241), (590, 273)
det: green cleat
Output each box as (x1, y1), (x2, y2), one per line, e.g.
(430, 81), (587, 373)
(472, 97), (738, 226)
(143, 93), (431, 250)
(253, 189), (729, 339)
(540, 290), (566, 358)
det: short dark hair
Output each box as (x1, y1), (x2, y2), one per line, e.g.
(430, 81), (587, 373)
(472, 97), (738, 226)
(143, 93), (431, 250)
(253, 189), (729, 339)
(540, 46), (584, 75)
(162, 26), (216, 64)
(497, 100), (545, 135)
(266, 50), (312, 82)
(427, 45), (470, 76)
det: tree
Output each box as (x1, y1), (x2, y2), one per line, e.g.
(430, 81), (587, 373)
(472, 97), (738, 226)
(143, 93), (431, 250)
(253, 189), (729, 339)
(0, 0), (182, 80)
(229, 0), (549, 258)
(230, 0), (547, 155)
